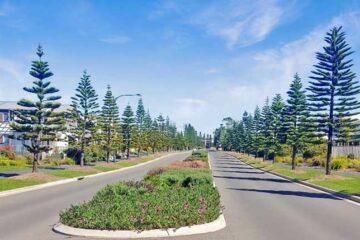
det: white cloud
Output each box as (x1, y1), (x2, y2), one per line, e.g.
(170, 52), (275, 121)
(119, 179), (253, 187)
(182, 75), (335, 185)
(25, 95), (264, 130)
(99, 35), (130, 44)
(191, 0), (286, 48)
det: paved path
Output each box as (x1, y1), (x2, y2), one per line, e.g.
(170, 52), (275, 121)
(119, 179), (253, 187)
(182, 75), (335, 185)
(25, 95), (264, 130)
(171, 152), (360, 240)
(0, 152), (190, 240)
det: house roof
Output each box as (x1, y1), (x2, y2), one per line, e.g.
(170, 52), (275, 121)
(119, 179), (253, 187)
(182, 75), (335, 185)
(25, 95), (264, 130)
(0, 101), (71, 112)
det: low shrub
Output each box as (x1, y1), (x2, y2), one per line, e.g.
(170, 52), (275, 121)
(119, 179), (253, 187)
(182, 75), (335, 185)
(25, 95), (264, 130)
(170, 160), (208, 169)
(0, 145), (15, 160)
(146, 169), (213, 188)
(348, 159), (360, 171)
(0, 158), (27, 166)
(60, 181), (220, 230)
(331, 157), (349, 170)
(306, 157), (325, 167)
(185, 150), (208, 162)
(43, 156), (76, 166)
(146, 167), (168, 177)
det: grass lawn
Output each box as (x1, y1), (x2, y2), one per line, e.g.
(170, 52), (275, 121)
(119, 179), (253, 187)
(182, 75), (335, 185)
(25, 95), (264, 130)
(228, 152), (360, 195)
(0, 165), (31, 173)
(311, 176), (360, 195)
(93, 165), (119, 172)
(0, 179), (43, 191)
(46, 170), (96, 178)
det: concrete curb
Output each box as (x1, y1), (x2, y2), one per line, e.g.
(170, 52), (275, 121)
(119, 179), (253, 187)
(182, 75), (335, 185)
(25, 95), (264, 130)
(0, 152), (185, 198)
(53, 214), (226, 239)
(227, 153), (360, 204)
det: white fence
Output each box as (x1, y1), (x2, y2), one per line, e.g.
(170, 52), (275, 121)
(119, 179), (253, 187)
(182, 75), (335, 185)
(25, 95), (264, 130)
(332, 146), (360, 158)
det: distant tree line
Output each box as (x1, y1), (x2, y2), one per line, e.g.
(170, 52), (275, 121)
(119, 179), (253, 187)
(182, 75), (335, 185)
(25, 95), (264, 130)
(10, 46), (209, 172)
(214, 26), (360, 175)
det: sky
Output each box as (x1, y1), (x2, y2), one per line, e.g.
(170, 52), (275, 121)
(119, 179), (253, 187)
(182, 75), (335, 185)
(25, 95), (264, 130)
(1, 0), (360, 135)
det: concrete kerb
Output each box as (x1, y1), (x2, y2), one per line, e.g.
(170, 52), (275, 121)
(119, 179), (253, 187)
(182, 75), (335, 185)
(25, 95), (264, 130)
(53, 214), (226, 239)
(53, 151), (226, 238)
(226, 153), (360, 204)
(0, 152), (186, 198)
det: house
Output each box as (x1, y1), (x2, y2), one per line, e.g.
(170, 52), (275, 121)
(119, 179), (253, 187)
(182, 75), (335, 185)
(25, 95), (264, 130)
(0, 101), (70, 155)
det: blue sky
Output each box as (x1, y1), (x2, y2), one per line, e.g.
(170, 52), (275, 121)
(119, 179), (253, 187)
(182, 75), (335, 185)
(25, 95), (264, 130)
(1, 0), (360, 134)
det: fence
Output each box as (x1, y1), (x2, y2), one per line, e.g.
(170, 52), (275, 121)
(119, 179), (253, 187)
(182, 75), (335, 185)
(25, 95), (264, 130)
(332, 145), (360, 158)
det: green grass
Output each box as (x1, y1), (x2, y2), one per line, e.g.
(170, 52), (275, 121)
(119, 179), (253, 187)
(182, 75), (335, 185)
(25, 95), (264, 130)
(46, 170), (96, 178)
(93, 165), (119, 172)
(0, 179), (43, 191)
(311, 176), (360, 195)
(272, 168), (323, 181)
(229, 152), (360, 195)
(0, 165), (31, 172)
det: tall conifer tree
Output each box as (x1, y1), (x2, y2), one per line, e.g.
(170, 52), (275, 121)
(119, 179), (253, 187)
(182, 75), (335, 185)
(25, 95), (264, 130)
(307, 26), (360, 175)
(100, 85), (121, 162)
(11, 45), (64, 172)
(69, 71), (99, 166)
(121, 105), (135, 158)
(285, 73), (308, 170)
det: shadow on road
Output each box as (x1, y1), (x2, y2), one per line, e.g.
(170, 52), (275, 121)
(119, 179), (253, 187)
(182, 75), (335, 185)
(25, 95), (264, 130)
(213, 166), (254, 170)
(215, 162), (245, 166)
(215, 170), (265, 174)
(227, 188), (339, 200)
(213, 175), (290, 183)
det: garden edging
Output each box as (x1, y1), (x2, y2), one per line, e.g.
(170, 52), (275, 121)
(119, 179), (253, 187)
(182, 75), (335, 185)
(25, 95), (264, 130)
(53, 210), (225, 238)
(229, 153), (360, 204)
(0, 152), (183, 198)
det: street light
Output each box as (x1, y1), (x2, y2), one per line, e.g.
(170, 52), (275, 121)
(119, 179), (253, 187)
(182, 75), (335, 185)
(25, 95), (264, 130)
(115, 93), (142, 101)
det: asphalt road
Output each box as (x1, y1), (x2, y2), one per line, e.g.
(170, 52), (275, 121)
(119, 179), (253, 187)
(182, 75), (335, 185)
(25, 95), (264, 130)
(170, 152), (360, 240)
(2, 151), (360, 240)
(0, 152), (190, 240)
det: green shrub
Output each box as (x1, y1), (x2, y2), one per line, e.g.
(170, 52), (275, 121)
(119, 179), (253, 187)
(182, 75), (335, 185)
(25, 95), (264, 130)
(146, 169), (213, 188)
(303, 144), (327, 159)
(0, 158), (27, 166)
(306, 157), (325, 167)
(60, 181), (220, 230)
(348, 159), (360, 171)
(63, 158), (75, 165)
(185, 150), (208, 162)
(331, 157), (349, 170)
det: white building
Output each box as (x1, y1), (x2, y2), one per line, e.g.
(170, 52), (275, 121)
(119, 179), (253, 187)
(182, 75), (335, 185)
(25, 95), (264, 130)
(0, 101), (70, 155)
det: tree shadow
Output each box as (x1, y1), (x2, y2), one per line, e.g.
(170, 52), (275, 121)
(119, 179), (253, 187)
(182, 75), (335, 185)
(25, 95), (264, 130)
(215, 162), (244, 166)
(215, 170), (264, 174)
(227, 188), (339, 200)
(213, 166), (254, 170)
(213, 175), (289, 183)
(0, 172), (20, 177)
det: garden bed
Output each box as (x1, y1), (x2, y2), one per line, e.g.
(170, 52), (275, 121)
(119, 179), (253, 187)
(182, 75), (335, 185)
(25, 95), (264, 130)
(59, 150), (222, 231)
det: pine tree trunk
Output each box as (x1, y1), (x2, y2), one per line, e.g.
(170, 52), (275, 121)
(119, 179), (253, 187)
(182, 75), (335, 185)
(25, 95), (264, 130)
(291, 145), (296, 170)
(32, 153), (38, 172)
(326, 90), (335, 175)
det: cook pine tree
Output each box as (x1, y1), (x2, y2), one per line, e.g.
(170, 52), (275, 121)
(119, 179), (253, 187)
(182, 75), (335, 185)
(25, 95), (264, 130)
(307, 26), (360, 175)
(11, 45), (64, 172)
(122, 104), (135, 158)
(69, 71), (99, 166)
(100, 85), (121, 162)
(285, 73), (308, 170)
